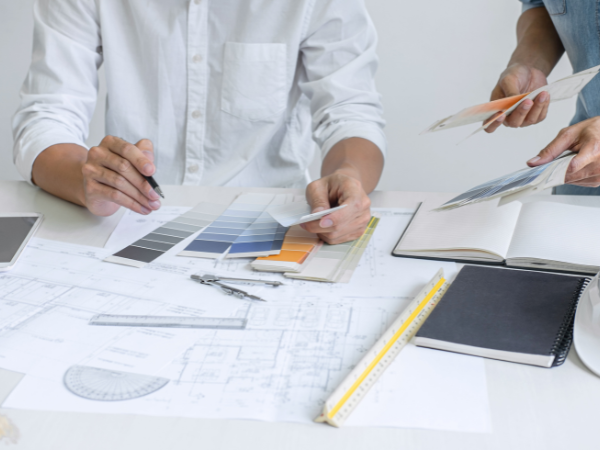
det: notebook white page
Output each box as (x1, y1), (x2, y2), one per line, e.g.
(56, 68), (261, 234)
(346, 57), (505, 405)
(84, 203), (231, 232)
(395, 198), (522, 261)
(506, 202), (600, 266)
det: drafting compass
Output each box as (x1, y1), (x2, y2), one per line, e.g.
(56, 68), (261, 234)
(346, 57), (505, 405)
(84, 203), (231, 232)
(190, 274), (282, 301)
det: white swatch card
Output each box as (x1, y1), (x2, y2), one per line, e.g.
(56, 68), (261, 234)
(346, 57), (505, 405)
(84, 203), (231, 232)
(267, 202), (347, 227)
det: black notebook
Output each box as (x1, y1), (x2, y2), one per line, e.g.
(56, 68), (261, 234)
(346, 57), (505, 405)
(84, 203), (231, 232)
(415, 265), (590, 368)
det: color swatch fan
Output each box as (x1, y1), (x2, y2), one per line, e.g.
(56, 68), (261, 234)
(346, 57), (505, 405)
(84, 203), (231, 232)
(180, 193), (292, 259)
(105, 201), (228, 267)
(434, 153), (574, 211)
(421, 65), (600, 140)
(251, 225), (322, 273)
(64, 365), (169, 401)
(286, 216), (379, 283)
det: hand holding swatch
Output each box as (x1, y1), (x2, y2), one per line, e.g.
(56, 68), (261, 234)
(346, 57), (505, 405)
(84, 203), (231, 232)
(422, 65), (600, 140)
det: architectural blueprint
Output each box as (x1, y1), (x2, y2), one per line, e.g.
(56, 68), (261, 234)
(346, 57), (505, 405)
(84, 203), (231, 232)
(0, 209), (491, 432)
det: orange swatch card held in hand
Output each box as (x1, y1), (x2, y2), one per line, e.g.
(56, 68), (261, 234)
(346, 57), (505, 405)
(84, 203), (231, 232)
(421, 65), (600, 138)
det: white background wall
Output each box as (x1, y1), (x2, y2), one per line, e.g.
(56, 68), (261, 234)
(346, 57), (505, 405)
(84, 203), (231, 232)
(0, 0), (574, 193)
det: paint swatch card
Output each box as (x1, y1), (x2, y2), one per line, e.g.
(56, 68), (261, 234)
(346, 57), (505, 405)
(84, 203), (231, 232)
(285, 216), (379, 283)
(104, 202), (228, 268)
(251, 226), (322, 273)
(267, 202), (347, 227)
(226, 194), (291, 258)
(179, 194), (294, 259)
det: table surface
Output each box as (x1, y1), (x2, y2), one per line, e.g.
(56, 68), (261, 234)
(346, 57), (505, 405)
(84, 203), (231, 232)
(1, 181), (599, 450)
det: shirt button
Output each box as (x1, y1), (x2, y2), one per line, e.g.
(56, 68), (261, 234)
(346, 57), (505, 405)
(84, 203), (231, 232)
(193, 54), (202, 63)
(188, 164), (199, 173)
(191, 110), (201, 119)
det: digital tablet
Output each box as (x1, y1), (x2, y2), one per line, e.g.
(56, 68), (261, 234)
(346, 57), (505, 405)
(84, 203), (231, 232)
(0, 213), (44, 271)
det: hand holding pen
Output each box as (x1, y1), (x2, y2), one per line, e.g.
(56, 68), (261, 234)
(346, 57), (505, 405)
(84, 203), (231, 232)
(81, 136), (163, 216)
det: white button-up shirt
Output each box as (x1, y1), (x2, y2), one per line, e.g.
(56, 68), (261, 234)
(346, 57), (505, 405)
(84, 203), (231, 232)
(13, 0), (386, 188)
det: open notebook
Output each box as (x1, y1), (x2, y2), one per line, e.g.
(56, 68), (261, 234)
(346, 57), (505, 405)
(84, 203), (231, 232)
(393, 198), (600, 274)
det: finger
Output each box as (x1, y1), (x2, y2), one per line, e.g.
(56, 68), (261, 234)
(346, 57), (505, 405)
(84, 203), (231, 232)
(89, 145), (160, 201)
(310, 205), (357, 233)
(82, 163), (161, 211)
(303, 180), (334, 234)
(565, 158), (600, 186)
(522, 91), (549, 127)
(303, 178), (365, 234)
(302, 207), (352, 234)
(527, 126), (580, 167)
(490, 84), (506, 102)
(497, 76), (522, 99)
(565, 140), (600, 180)
(317, 212), (371, 245)
(305, 179), (331, 214)
(136, 139), (155, 163)
(504, 99), (534, 128)
(537, 98), (550, 123)
(484, 114), (506, 134)
(566, 175), (600, 188)
(85, 179), (152, 216)
(101, 135), (155, 176)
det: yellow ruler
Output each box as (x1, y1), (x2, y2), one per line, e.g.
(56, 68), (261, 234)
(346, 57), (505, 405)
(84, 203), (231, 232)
(315, 269), (449, 427)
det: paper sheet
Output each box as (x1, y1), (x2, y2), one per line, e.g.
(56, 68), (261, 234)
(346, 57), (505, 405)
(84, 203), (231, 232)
(345, 345), (491, 432)
(267, 202), (346, 227)
(1, 211), (491, 432)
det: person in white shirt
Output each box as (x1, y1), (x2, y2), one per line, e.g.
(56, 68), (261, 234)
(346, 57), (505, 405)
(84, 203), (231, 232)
(12, 0), (386, 244)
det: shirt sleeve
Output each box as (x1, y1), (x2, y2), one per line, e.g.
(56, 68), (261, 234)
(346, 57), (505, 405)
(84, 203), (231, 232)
(520, 0), (546, 12)
(298, 0), (386, 160)
(12, 0), (102, 183)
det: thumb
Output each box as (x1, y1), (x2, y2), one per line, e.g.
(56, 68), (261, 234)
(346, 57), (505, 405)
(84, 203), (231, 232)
(490, 84), (507, 102)
(527, 128), (576, 167)
(136, 139), (155, 163)
(498, 75), (525, 98)
(306, 179), (331, 214)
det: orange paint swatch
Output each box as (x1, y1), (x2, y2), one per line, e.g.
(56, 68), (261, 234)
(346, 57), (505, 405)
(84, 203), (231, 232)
(257, 250), (309, 264)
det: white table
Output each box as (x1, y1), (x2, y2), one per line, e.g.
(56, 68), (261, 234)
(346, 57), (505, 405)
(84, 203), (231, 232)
(0, 181), (599, 450)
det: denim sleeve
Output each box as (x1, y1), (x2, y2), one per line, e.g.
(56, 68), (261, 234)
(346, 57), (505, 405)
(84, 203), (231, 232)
(520, 0), (545, 13)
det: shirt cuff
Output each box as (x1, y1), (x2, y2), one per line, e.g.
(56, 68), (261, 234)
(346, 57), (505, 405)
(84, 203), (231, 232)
(320, 122), (387, 162)
(14, 126), (87, 184)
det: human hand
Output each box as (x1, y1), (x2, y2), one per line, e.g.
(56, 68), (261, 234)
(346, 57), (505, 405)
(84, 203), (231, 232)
(81, 136), (161, 216)
(302, 171), (372, 245)
(527, 117), (600, 187)
(486, 63), (550, 133)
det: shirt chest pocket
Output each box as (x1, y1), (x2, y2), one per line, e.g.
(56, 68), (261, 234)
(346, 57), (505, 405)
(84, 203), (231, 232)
(221, 43), (287, 122)
(544, 0), (566, 15)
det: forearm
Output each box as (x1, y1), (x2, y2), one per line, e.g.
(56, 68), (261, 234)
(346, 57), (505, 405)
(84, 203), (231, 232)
(321, 138), (384, 194)
(31, 144), (87, 206)
(508, 7), (564, 75)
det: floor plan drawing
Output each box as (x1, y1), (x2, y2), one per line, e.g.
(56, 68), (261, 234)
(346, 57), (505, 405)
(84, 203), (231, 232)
(0, 210), (491, 433)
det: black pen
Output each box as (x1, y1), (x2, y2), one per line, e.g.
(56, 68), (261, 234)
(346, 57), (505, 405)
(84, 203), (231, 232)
(144, 175), (165, 199)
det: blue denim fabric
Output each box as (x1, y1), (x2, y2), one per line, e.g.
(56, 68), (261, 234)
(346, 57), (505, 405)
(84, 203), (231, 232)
(521, 0), (600, 195)
(553, 184), (600, 195)
(521, 0), (600, 125)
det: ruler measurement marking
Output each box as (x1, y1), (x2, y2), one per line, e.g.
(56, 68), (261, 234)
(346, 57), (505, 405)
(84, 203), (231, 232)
(327, 277), (445, 419)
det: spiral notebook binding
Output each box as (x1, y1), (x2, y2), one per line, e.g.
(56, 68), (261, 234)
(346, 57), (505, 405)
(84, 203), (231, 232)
(551, 277), (591, 367)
